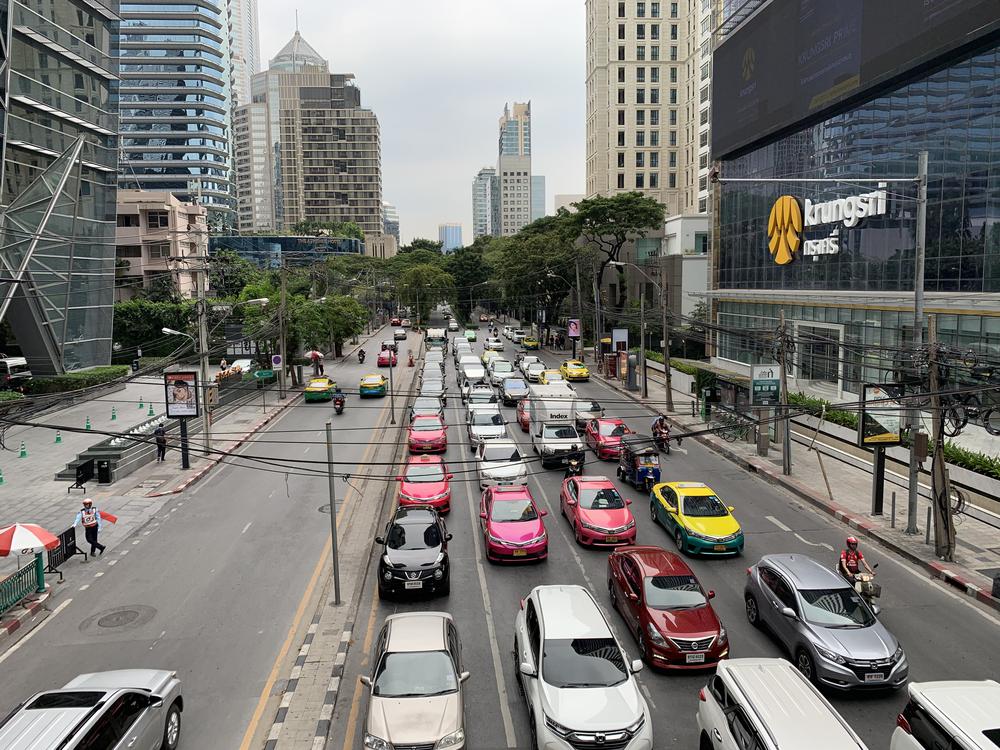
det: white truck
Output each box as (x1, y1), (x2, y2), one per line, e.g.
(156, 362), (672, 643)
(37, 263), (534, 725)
(528, 384), (584, 468)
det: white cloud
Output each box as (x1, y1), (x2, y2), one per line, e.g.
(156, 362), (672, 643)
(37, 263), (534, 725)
(257, 0), (585, 243)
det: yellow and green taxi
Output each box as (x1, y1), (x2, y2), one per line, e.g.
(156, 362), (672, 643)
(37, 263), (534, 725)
(464, 329), (477, 342)
(359, 373), (388, 398)
(481, 349), (500, 367)
(304, 376), (337, 402)
(649, 481), (744, 555)
(522, 336), (540, 350)
(559, 359), (590, 381)
(539, 369), (566, 385)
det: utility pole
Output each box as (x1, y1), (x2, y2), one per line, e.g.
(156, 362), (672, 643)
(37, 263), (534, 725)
(640, 286), (648, 398)
(574, 259), (584, 362)
(325, 422), (342, 605)
(661, 260), (673, 412)
(278, 264), (288, 399)
(592, 276), (601, 366)
(778, 309), (792, 475)
(905, 150), (929, 534)
(927, 316), (956, 560)
(196, 263), (211, 454)
(388, 352), (396, 425)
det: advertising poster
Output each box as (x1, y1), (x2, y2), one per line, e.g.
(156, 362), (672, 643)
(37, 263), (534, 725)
(165, 371), (200, 418)
(859, 384), (903, 446)
(567, 319), (581, 338)
(612, 328), (629, 352)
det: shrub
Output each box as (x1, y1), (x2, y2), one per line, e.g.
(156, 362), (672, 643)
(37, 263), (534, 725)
(23, 365), (130, 395)
(940, 441), (1000, 480)
(0, 390), (25, 402)
(787, 391), (858, 430)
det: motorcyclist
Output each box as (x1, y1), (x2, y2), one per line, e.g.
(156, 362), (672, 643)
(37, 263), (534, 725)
(651, 414), (671, 444)
(358, 349), (366, 364)
(839, 536), (875, 580)
(564, 457), (583, 479)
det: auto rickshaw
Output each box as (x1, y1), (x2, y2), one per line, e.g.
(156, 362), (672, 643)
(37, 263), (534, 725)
(616, 434), (661, 491)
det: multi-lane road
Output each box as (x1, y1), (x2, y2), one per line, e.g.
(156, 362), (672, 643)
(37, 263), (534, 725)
(328, 320), (1000, 750)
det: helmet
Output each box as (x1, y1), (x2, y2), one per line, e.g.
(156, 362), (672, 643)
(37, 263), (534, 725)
(846, 536), (858, 548)
(82, 498), (94, 506)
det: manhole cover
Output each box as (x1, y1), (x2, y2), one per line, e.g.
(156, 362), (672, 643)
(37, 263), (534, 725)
(98, 610), (140, 628)
(79, 605), (157, 634)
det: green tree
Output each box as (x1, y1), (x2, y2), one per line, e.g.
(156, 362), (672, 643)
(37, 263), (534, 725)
(322, 295), (369, 356)
(112, 299), (195, 359)
(139, 275), (181, 303)
(399, 264), (455, 325)
(209, 250), (264, 299)
(400, 238), (443, 254)
(445, 244), (492, 321)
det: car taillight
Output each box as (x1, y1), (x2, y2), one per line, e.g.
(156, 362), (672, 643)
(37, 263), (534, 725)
(519, 598), (525, 609)
(896, 714), (911, 734)
(698, 688), (707, 702)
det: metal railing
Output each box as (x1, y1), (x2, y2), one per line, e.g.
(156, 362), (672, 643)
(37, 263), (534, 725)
(0, 561), (38, 615)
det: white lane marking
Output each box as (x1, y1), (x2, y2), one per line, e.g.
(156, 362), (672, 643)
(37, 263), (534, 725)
(0, 599), (73, 665)
(765, 515), (791, 532)
(303, 446), (310, 455)
(119, 550), (129, 556)
(107, 559), (117, 567)
(149, 630), (166, 650)
(131, 540), (140, 545)
(78, 584), (90, 591)
(794, 533), (834, 551)
(241, 522), (253, 535)
(94, 572), (104, 578)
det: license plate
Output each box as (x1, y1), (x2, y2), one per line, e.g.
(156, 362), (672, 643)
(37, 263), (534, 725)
(513, 550), (527, 557)
(864, 672), (884, 682)
(403, 581), (423, 590)
(686, 653), (706, 664)
(605, 536), (618, 543)
(713, 544), (727, 552)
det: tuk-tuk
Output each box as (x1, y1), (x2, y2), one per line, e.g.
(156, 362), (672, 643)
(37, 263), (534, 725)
(617, 434), (661, 491)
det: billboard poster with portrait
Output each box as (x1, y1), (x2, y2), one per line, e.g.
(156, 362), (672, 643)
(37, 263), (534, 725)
(567, 319), (581, 339)
(164, 371), (200, 418)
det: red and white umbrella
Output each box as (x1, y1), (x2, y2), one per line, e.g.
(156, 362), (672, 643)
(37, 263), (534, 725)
(305, 350), (326, 359)
(0, 523), (60, 557)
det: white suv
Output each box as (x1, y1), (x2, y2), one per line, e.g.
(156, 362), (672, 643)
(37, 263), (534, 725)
(513, 584), (652, 750)
(891, 680), (1000, 750)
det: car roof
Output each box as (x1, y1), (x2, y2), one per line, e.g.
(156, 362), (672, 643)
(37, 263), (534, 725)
(385, 612), (451, 652)
(392, 506), (439, 524)
(577, 476), (614, 488)
(490, 485), (533, 500)
(534, 585), (612, 640)
(908, 681), (1000, 746)
(665, 481), (716, 496)
(618, 546), (693, 577)
(407, 454), (444, 465)
(761, 554), (848, 590)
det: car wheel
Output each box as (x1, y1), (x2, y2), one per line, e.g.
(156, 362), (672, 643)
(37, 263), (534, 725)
(160, 701), (181, 750)
(745, 594), (760, 628)
(608, 578), (618, 609)
(377, 583), (390, 602)
(674, 529), (686, 554)
(649, 501), (658, 526)
(513, 639), (524, 695)
(439, 579), (451, 597)
(796, 648), (817, 684)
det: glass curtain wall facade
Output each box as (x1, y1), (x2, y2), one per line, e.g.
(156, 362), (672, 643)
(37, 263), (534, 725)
(118, 0), (231, 210)
(0, 0), (120, 373)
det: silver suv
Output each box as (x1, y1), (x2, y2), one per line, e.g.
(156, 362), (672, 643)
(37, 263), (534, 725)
(0, 669), (183, 750)
(745, 554), (908, 690)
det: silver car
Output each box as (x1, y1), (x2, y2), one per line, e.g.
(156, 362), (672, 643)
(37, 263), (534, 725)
(467, 404), (506, 449)
(410, 396), (445, 422)
(744, 553), (908, 690)
(360, 612), (468, 750)
(575, 399), (605, 427)
(488, 358), (515, 386)
(420, 379), (447, 405)
(477, 438), (528, 487)
(0, 669), (183, 750)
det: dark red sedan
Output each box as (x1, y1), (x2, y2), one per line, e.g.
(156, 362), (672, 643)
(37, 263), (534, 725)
(516, 399), (530, 432)
(607, 545), (728, 670)
(584, 417), (633, 460)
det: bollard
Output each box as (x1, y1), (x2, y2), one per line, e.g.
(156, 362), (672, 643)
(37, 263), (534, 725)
(54, 430), (62, 444)
(85, 416), (92, 430)
(692, 400), (697, 418)
(147, 403), (155, 417)
(111, 406), (117, 421)
(18, 441), (27, 458)
(925, 506), (932, 544)
(890, 491), (896, 529)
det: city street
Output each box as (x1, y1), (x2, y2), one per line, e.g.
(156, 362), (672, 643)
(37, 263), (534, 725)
(327, 326), (1000, 750)
(0, 333), (415, 749)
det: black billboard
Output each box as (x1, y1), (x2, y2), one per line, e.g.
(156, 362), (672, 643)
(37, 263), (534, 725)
(712, 0), (1000, 159)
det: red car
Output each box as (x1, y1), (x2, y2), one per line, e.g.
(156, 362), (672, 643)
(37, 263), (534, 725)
(390, 316), (401, 326)
(377, 349), (398, 367)
(584, 418), (633, 460)
(607, 546), (728, 669)
(408, 415), (447, 453)
(516, 399), (530, 432)
(479, 485), (549, 563)
(397, 455), (452, 513)
(560, 476), (636, 547)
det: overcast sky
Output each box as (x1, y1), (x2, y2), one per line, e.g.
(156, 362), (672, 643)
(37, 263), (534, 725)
(257, 0), (585, 245)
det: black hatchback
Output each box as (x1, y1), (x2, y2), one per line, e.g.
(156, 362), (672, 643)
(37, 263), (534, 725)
(376, 507), (451, 600)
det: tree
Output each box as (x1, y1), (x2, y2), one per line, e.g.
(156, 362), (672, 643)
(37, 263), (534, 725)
(569, 192), (665, 311)
(290, 220), (364, 241)
(491, 232), (576, 337)
(445, 245), (492, 321)
(399, 264), (455, 325)
(139, 275), (180, 303)
(400, 238), (443, 254)
(322, 295), (369, 356)
(112, 299), (195, 359)
(209, 250), (264, 299)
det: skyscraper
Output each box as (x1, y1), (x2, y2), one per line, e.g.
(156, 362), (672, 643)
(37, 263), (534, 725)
(438, 223), (463, 253)
(497, 102), (532, 236)
(531, 176), (546, 221)
(228, 0), (261, 107)
(119, 0), (232, 211)
(0, 0), (120, 374)
(233, 31), (384, 234)
(383, 202), (400, 243)
(471, 167), (496, 239)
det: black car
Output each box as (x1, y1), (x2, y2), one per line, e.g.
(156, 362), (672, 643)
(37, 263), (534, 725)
(499, 377), (529, 406)
(376, 507), (451, 599)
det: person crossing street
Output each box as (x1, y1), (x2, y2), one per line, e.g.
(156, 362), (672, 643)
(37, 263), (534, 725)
(74, 498), (106, 556)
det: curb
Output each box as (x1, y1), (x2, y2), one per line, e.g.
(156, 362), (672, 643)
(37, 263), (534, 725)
(594, 374), (1000, 616)
(146, 391), (303, 498)
(0, 590), (52, 644)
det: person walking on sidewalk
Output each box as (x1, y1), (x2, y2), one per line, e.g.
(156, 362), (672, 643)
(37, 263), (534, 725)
(74, 498), (106, 556)
(154, 422), (167, 462)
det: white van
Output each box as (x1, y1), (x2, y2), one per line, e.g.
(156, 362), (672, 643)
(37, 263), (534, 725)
(891, 680), (1000, 750)
(697, 658), (867, 750)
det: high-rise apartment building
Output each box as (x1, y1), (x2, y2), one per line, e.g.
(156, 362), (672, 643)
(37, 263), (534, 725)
(228, 0), (261, 107)
(383, 202), (400, 242)
(471, 167), (496, 239)
(119, 0), (232, 211)
(438, 223), (463, 253)
(233, 32), (383, 234)
(585, 0), (715, 215)
(497, 102), (532, 236)
(0, 0), (120, 373)
(530, 176), (546, 221)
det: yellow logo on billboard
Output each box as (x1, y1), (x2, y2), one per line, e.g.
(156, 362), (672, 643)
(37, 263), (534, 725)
(768, 195), (802, 265)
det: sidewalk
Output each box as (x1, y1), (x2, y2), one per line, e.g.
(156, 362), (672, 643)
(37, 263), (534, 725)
(568, 348), (1000, 613)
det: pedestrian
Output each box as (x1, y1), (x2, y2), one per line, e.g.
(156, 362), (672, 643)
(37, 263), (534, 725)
(154, 422), (167, 462)
(74, 498), (106, 556)
(310, 350), (324, 376)
(219, 357), (228, 371)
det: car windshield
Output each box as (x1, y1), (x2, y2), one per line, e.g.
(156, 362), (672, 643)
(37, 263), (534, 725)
(644, 575), (707, 609)
(600, 422), (628, 437)
(799, 588), (877, 628)
(385, 521), (442, 550)
(504, 379), (526, 389)
(542, 638), (627, 688)
(493, 362), (512, 372)
(405, 464), (445, 483)
(545, 373), (564, 381)
(362, 377), (382, 385)
(412, 418), (441, 432)
(681, 494), (728, 517)
(542, 425), (578, 439)
(372, 651), (458, 698)
(472, 411), (503, 426)
(528, 364), (544, 372)
(412, 399), (440, 414)
(578, 486), (626, 509)
(491, 498), (538, 522)
(483, 444), (521, 462)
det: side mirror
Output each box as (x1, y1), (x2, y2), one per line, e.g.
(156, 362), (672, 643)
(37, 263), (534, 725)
(149, 697), (164, 709)
(780, 606), (797, 619)
(459, 671), (471, 683)
(630, 659), (644, 674)
(727, 505), (735, 512)
(540, 509), (549, 517)
(519, 662), (536, 677)
(447, 473), (455, 479)
(567, 499), (577, 506)
(359, 675), (371, 687)
(446, 533), (453, 541)
(708, 590), (716, 599)
(480, 512), (488, 520)
(395, 476), (403, 482)
(625, 498), (632, 505)
(872, 604), (881, 616)
(374, 536), (384, 545)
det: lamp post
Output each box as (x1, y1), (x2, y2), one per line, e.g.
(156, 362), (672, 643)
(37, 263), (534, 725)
(545, 269), (580, 359)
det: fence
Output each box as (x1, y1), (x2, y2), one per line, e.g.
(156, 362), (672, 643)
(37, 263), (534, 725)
(0, 560), (39, 615)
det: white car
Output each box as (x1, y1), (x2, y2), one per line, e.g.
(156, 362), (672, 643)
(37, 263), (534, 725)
(466, 404), (506, 450)
(512, 329), (527, 344)
(476, 439), (528, 488)
(488, 358), (515, 386)
(465, 383), (498, 406)
(525, 362), (546, 382)
(518, 355), (543, 376)
(514, 585), (651, 750)
(486, 338), (505, 352)
(891, 680), (1000, 750)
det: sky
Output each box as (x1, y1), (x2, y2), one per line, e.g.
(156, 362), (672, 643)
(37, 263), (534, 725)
(257, 0), (586, 245)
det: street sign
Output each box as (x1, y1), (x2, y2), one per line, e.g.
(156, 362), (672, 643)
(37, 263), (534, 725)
(859, 383), (904, 447)
(751, 364), (781, 407)
(255, 369), (274, 379)
(271, 354), (282, 367)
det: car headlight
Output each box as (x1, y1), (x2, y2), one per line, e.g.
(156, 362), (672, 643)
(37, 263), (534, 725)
(544, 714), (572, 738)
(363, 734), (391, 750)
(687, 529), (715, 541)
(893, 644), (904, 662)
(487, 533), (508, 545)
(436, 728), (465, 748)
(624, 519), (636, 530)
(645, 622), (667, 647)
(718, 626), (728, 645)
(524, 533), (547, 545)
(625, 713), (646, 735)
(580, 521), (604, 532)
(816, 646), (847, 665)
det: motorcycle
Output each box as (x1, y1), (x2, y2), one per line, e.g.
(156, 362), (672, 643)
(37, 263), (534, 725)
(333, 395), (345, 415)
(564, 457), (584, 479)
(653, 430), (672, 455)
(840, 562), (880, 607)
(358, 349), (366, 364)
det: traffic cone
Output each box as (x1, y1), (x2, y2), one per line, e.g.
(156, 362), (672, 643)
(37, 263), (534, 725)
(18, 441), (27, 458)
(111, 406), (117, 421)
(0, 468), (5, 485)
(147, 403), (155, 417)
(54, 430), (62, 444)
(85, 416), (92, 430)
(138, 396), (144, 409)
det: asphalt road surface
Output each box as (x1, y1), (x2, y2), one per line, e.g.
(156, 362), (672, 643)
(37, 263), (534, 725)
(0, 331), (416, 749)
(327, 321), (1000, 750)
